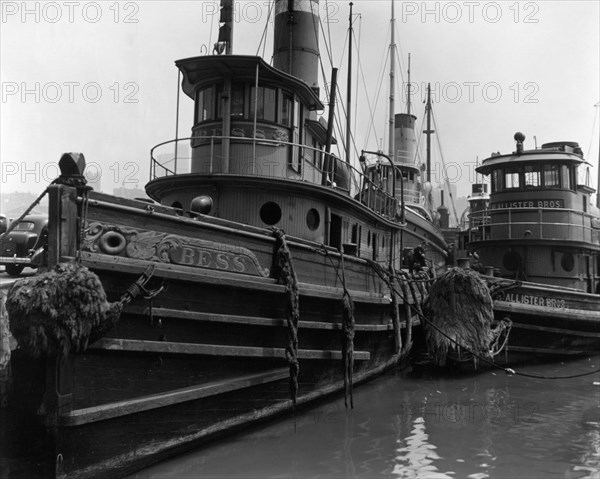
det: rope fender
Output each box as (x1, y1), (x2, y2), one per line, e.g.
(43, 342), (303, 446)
(6, 263), (160, 360)
(271, 228), (300, 406)
(340, 253), (355, 409)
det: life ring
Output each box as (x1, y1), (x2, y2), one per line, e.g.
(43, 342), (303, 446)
(99, 231), (127, 255)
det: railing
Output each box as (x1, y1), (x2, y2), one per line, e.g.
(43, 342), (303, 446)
(149, 136), (399, 220)
(468, 207), (600, 244)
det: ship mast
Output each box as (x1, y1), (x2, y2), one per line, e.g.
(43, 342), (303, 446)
(596, 101), (600, 208)
(424, 83), (434, 183)
(346, 2), (353, 165)
(407, 53), (411, 117)
(388, 0), (395, 160)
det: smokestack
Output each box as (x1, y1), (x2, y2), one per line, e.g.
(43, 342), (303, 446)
(273, 0), (320, 91)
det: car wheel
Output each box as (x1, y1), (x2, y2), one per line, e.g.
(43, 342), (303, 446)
(5, 264), (25, 277)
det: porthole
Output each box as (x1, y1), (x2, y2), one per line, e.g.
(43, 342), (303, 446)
(306, 208), (320, 231)
(561, 252), (575, 272)
(503, 249), (522, 271)
(260, 201), (282, 225)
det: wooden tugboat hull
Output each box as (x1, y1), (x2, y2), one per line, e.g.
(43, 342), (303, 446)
(491, 281), (600, 365)
(5, 185), (420, 479)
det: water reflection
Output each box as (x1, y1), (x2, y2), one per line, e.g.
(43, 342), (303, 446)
(392, 416), (453, 478)
(128, 358), (599, 479)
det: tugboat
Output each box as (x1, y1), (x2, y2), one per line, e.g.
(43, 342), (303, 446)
(2, 1), (447, 478)
(467, 132), (600, 363)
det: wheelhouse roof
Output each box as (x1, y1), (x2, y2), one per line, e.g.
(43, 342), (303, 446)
(175, 55), (324, 111)
(476, 149), (588, 175)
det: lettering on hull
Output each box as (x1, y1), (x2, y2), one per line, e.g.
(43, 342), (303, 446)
(497, 292), (566, 309)
(83, 222), (269, 277)
(492, 199), (564, 209)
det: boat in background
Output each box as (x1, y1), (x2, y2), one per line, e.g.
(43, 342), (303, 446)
(2, 1), (447, 478)
(465, 132), (600, 364)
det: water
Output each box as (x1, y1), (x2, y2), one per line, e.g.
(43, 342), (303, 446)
(128, 357), (600, 479)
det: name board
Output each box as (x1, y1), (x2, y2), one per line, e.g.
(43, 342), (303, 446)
(499, 292), (566, 309)
(169, 246), (263, 276)
(492, 199), (564, 209)
(85, 222), (270, 278)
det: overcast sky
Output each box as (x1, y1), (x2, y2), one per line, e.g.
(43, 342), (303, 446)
(1, 0), (599, 203)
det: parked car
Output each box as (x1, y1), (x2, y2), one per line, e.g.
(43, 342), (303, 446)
(0, 215), (48, 276)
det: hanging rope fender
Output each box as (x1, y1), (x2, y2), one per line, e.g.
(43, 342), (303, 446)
(339, 253), (355, 409)
(6, 263), (163, 360)
(388, 267), (402, 355)
(271, 228), (300, 407)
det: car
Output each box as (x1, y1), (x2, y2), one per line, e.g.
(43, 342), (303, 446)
(0, 215), (7, 234)
(0, 215), (48, 277)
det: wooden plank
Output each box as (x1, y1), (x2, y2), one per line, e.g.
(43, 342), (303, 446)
(495, 301), (600, 322)
(90, 338), (371, 361)
(506, 345), (590, 355)
(510, 321), (600, 338)
(123, 305), (393, 331)
(60, 367), (289, 426)
(76, 253), (392, 305)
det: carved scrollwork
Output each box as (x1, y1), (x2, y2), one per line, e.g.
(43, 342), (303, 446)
(82, 222), (269, 277)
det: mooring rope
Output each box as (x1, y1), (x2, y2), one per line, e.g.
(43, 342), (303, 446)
(388, 266), (402, 355)
(271, 228), (300, 406)
(0, 183), (55, 241)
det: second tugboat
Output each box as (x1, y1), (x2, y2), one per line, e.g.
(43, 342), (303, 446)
(465, 133), (600, 364)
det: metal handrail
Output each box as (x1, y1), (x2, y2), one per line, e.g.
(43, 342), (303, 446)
(468, 206), (599, 243)
(149, 136), (400, 220)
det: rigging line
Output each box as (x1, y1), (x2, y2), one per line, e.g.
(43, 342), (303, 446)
(394, 48), (408, 109)
(430, 106), (460, 224)
(363, 46), (390, 151)
(359, 20), (391, 150)
(353, 13), (362, 137)
(255, 0), (274, 57)
(313, 1), (333, 71)
(413, 112), (427, 167)
(325, 0), (335, 66)
(357, 52), (383, 152)
(586, 101), (599, 161)
(207, 4), (214, 54)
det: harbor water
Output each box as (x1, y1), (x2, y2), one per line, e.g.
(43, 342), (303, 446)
(125, 357), (600, 479)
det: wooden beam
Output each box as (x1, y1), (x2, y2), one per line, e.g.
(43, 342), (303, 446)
(89, 338), (371, 361)
(124, 305), (394, 331)
(60, 368), (289, 426)
(510, 321), (600, 338)
(495, 301), (600, 322)
(506, 345), (591, 355)
(77, 253), (393, 305)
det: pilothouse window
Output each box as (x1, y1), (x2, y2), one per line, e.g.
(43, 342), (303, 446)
(195, 87), (215, 122)
(524, 165), (541, 188)
(250, 86), (277, 122)
(505, 170), (520, 189)
(543, 164), (560, 188)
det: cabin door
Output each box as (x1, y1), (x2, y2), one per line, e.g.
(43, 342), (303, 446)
(585, 254), (594, 293)
(329, 214), (342, 251)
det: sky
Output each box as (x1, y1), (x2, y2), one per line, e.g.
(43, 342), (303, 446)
(1, 0), (599, 205)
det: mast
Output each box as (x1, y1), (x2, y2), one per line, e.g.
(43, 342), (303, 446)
(407, 53), (411, 117)
(388, 0), (395, 160)
(346, 2), (353, 164)
(325, 68), (338, 154)
(596, 101), (600, 208)
(424, 83), (434, 183)
(215, 0), (233, 55)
